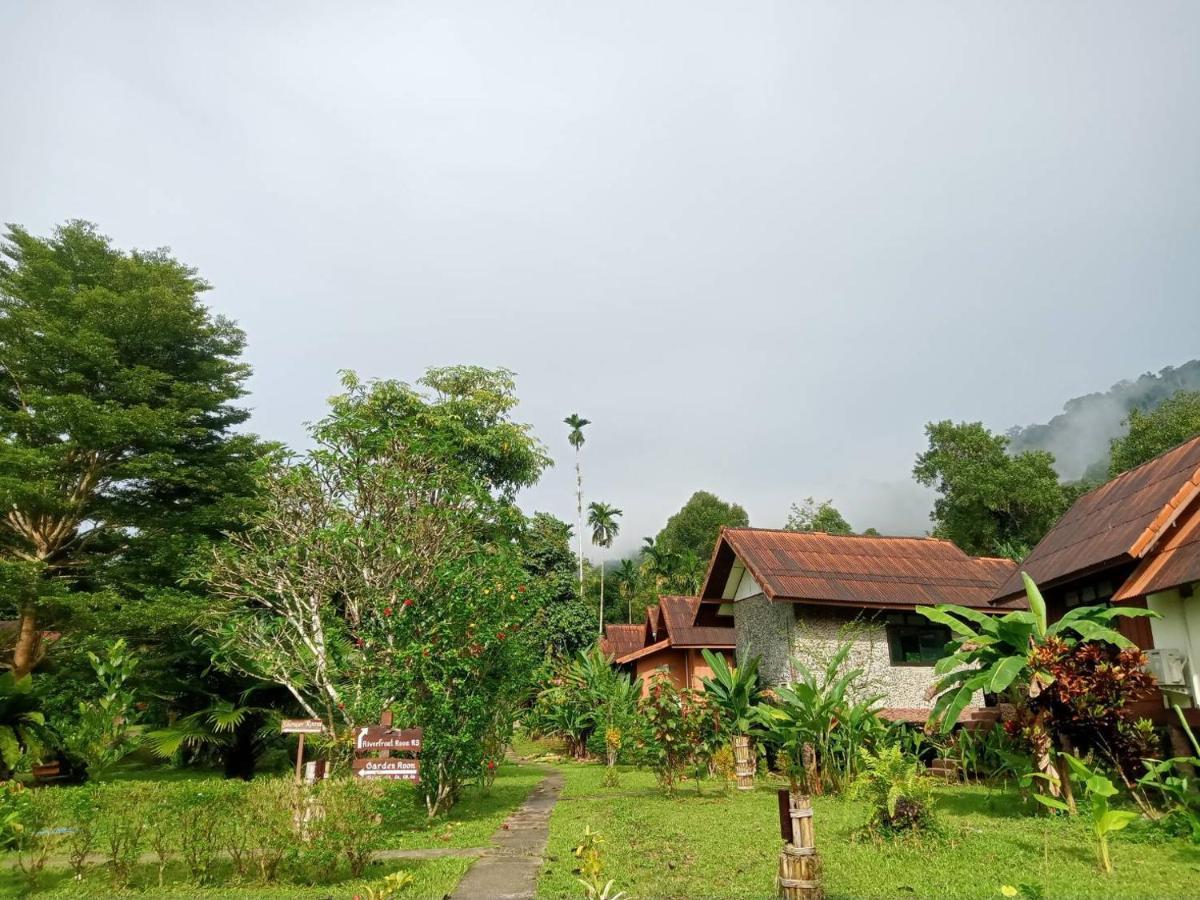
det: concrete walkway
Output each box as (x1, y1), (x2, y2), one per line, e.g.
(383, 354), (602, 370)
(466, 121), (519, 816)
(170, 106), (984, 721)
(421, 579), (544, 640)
(449, 766), (564, 900)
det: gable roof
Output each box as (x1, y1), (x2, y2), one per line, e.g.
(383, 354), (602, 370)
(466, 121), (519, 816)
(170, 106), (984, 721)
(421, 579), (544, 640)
(657, 595), (737, 648)
(611, 595), (735, 664)
(700, 527), (1016, 610)
(992, 435), (1200, 603)
(1114, 496), (1200, 601)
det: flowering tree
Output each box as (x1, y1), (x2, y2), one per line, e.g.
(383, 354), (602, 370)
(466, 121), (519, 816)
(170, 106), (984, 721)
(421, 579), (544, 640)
(204, 368), (549, 814)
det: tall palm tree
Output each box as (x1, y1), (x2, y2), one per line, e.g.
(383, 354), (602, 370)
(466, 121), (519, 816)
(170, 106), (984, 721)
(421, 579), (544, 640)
(564, 414), (590, 596)
(615, 558), (639, 623)
(587, 501), (622, 633)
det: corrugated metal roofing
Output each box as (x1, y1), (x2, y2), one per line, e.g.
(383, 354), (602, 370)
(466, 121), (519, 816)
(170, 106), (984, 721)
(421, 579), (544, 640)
(992, 435), (1200, 603)
(1115, 500), (1200, 601)
(600, 624), (646, 659)
(611, 594), (735, 663)
(657, 595), (737, 648)
(713, 527), (1016, 610)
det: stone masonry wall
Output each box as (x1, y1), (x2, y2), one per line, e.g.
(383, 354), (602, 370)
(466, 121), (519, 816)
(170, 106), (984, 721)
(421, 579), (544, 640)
(734, 595), (979, 711)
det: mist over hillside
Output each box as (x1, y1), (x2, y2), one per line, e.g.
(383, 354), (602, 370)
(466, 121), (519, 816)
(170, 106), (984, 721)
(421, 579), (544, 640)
(1006, 359), (1200, 481)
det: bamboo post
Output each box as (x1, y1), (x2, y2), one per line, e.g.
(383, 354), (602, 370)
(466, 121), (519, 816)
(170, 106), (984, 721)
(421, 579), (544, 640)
(733, 735), (755, 790)
(778, 790), (821, 900)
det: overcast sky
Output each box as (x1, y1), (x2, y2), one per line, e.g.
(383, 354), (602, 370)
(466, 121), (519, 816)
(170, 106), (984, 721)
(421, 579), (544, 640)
(3, 2), (1199, 557)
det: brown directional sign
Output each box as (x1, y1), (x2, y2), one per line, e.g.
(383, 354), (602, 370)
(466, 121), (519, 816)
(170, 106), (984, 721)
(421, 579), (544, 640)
(281, 718), (325, 734)
(354, 726), (423, 753)
(352, 757), (420, 780)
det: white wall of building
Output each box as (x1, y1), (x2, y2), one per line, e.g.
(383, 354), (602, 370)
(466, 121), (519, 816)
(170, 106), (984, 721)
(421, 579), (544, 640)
(1147, 588), (1200, 707)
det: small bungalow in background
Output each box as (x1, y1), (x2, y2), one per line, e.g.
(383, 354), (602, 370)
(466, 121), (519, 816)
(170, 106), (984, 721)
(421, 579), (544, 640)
(990, 433), (1200, 741)
(698, 527), (1018, 723)
(602, 595), (736, 696)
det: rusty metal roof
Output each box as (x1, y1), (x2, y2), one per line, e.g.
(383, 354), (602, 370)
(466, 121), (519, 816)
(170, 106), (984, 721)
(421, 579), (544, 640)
(612, 595), (735, 663)
(657, 595), (737, 648)
(702, 527), (1016, 610)
(600, 624), (646, 659)
(1115, 499), (1200, 601)
(992, 435), (1200, 603)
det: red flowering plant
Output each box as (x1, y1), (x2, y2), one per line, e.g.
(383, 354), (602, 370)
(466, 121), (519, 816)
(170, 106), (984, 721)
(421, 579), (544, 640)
(639, 680), (723, 796)
(204, 368), (550, 817)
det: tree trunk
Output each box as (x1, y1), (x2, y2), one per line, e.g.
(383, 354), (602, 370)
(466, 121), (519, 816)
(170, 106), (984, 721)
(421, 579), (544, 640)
(11, 603), (40, 679)
(598, 554), (605, 634)
(576, 450), (584, 596)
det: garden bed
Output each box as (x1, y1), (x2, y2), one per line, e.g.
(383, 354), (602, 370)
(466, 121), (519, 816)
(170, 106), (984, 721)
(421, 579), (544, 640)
(537, 763), (1200, 899)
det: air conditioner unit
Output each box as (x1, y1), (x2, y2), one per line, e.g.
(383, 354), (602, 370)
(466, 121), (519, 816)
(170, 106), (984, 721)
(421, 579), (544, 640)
(1144, 648), (1188, 691)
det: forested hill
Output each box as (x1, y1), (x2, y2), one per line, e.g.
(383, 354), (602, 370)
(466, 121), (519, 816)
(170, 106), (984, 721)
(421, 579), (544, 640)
(1006, 359), (1200, 481)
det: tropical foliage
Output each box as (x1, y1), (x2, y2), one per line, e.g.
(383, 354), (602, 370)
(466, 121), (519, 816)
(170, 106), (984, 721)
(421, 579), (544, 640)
(588, 501), (622, 633)
(913, 421), (1075, 558)
(919, 573), (1157, 809)
(1109, 390), (1200, 476)
(755, 641), (886, 794)
(0, 675), (54, 781)
(849, 744), (937, 835)
(699, 649), (762, 735)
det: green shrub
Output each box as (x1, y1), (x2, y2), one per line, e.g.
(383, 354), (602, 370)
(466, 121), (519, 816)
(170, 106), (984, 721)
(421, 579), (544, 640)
(244, 777), (304, 883)
(0, 780), (31, 850)
(849, 744), (936, 835)
(61, 784), (102, 881)
(175, 782), (240, 884)
(97, 781), (155, 887)
(13, 788), (63, 891)
(313, 777), (385, 878)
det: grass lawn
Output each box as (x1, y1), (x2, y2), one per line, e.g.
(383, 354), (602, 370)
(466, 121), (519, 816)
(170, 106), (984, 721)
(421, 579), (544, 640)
(537, 763), (1200, 899)
(0, 760), (545, 898)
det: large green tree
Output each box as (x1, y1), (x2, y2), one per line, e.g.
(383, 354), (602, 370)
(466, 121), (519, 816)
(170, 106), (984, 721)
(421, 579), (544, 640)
(913, 421), (1071, 558)
(520, 513), (594, 657)
(0, 221), (260, 678)
(205, 369), (550, 814)
(655, 491), (748, 579)
(1109, 390), (1200, 477)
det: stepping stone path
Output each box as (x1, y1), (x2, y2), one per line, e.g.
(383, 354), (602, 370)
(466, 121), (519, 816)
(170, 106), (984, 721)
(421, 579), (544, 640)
(449, 765), (564, 900)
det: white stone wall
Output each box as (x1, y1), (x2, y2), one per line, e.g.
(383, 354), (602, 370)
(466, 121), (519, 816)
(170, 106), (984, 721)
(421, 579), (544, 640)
(734, 595), (977, 711)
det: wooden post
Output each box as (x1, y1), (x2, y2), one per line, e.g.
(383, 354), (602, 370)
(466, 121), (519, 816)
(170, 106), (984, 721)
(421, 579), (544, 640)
(733, 735), (755, 790)
(778, 789), (821, 900)
(380, 710), (393, 760)
(294, 733), (305, 782)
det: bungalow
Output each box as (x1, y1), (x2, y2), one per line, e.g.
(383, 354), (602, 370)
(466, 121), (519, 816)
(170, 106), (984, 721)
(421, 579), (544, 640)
(697, 527), (1018, 722)
(602, 595), (736, 696)
(990, 433), (1200, 739)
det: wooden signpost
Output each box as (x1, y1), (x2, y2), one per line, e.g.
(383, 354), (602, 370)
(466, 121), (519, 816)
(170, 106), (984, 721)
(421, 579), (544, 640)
(352, 711), (423, 781)
(281, 718), (325, 782)
(351, 757), (421, 780)
(355, 726), (423, 753)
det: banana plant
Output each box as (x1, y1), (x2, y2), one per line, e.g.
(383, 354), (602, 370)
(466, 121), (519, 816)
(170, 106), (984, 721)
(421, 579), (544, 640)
(918, 572), (1157, 809)
(1037, 753), (1139, 873)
